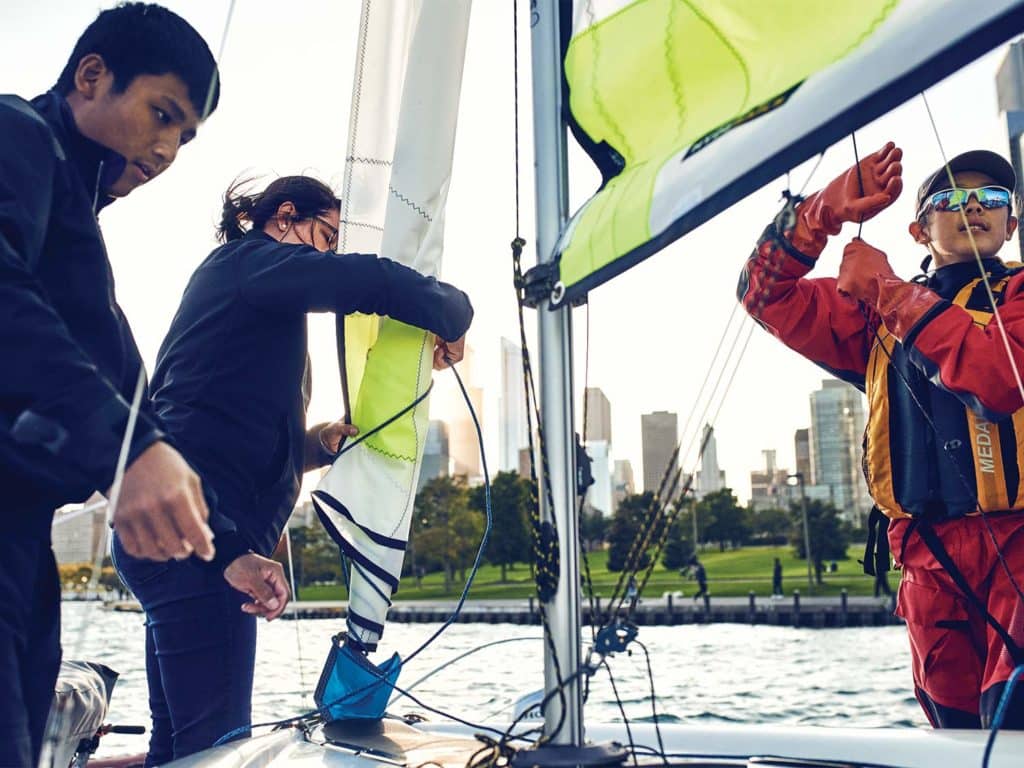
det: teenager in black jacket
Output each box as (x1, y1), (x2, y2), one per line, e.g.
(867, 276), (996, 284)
(0, 5), (225, 765)
(114, 175), (472, 763)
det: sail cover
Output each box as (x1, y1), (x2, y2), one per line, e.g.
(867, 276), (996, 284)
(312, 0), (472, 650)
(552, 0), (1024, 308)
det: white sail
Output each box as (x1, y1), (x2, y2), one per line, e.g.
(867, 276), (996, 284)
(313, 0), (472, 650)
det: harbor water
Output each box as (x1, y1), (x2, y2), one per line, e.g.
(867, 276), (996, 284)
(60, 602), (922, 759)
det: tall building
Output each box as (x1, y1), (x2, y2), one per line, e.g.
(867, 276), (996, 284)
(288, 499), (317, 529)
(641, 410), (678, 493)
(695, 423), (725, 498)
(612, 459), (636, 510)
(809, 380), (871, 525)
(794, 428), (812, 482)
(418, 419), (450, 491)
(748, 449), (795, 511)
(499, 338), (529, 472)
(51, 498), (108, 565)
(584, 387), (612, 444)
(584, 440), (614, 516)
(448, 344), (484, 481)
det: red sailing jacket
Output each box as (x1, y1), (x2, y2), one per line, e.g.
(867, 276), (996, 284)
(737, 198), (1024, 520)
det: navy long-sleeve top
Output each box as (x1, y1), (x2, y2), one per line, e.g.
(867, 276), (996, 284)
(150, 230), (473, 564)
(0, 92), (163, 534)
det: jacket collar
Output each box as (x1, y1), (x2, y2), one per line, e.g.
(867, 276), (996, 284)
(29, 90), (126, 213)
(925, 257), (1007, 299)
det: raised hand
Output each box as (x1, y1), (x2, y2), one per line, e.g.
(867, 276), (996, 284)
(790, 142), (903, 257)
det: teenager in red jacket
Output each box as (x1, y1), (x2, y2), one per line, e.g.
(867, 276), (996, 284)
(738, 144), (1024, 728)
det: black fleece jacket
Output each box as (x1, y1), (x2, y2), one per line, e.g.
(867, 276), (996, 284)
(150, 229), (473, 563)
(0, 91), (163, 536)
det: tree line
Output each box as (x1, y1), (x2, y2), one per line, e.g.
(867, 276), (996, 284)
(277, 474), (856, 591)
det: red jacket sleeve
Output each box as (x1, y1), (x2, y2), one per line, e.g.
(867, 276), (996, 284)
(904, 271), (1024, 419)
(737, 200), (876, 389)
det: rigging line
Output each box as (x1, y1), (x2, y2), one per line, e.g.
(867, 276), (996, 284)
(602, 452), (681, 618)
(677, 313), (754, 474)
(72, 366), (146, 659)
(600, 660), (638, 768)
(402, 363), (491, 667)
(513, 0), (521, 237)
(851, 132), (865, 238)
(218, 673), (535, 749)
(509, 0), (569, 737)
(634, 640), (668, 767)
(867, 324), (1024, 608)
(511, 239), (569, 730)
(607, 306), (746, 613)
(676, 300), (744, 462)
(606, 303), (752, 617)
(496, 666), (590, 751)
(634, 324), (756, 602)
(579, 301), (600, 642)
(982, 664), (1024, 768)
(202, 0), (237, 121)
(333, 381), (433, 458)
(283, 526), (309, 702)
(839, 122), (1024, 614)
(390, 636), (543, 705)
(75, 0), (239, 659)
(913, 92), (1024, 604)
(798, 152), (827, 197)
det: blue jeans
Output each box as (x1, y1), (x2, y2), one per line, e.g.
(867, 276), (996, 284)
(112, 535), (256, 765)
(0, 535), (61, 768)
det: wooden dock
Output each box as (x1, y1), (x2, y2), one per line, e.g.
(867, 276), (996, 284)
(102, 592), (902, 628)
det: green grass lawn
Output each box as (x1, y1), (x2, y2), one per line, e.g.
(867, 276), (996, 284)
(296, 545), (894, 601)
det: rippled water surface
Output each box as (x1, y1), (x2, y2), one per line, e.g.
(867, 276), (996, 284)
(59, 602), (922, 758)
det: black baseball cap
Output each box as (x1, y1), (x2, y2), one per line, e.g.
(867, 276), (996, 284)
(916, 150), (1016, 213)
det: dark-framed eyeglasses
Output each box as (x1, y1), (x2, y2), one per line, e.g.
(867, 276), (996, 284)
(314, 216), (339, 251)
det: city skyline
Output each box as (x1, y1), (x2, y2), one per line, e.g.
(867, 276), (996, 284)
(426, 362), (874, 522)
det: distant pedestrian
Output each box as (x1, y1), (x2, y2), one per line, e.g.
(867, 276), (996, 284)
(874, 569), (893, 598)
(690, 558), (708, 601)
(772, 557), (784, 598)
(625, 574), (639, 604)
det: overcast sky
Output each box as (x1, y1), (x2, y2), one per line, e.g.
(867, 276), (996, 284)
(4, 1), (1018, 505)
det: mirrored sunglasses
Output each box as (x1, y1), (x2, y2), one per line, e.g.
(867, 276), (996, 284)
(923, 185), (1012, 215)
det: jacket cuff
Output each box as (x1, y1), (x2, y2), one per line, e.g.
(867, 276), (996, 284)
(210, 529), (251, 571)
(436, 284), (474, 342)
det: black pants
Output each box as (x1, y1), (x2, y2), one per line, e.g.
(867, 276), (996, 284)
(113, 535), (256, 765)
(0, 535), (62, 767)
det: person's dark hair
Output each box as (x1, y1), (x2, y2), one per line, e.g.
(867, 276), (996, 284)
(218, 175), (341, 243)
(54, 3), (220, 118)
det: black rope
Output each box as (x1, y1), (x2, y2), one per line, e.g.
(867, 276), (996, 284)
(601, 661), (638, 767)
(333, 382), (433, 458)
(634, 640), (668, 767)
(851, 131), (865, 238)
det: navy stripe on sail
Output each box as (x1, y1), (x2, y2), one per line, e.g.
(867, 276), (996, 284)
(347, 608), (385, 636)
(312, 500), (400, 591)
(348, 556), (394, 606)
(312, 490), (407, 550)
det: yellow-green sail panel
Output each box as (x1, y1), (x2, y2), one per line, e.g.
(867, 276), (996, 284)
(557, 0), (898, 299)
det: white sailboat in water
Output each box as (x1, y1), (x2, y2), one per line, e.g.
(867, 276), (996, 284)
(59, 1), (1024, 766)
